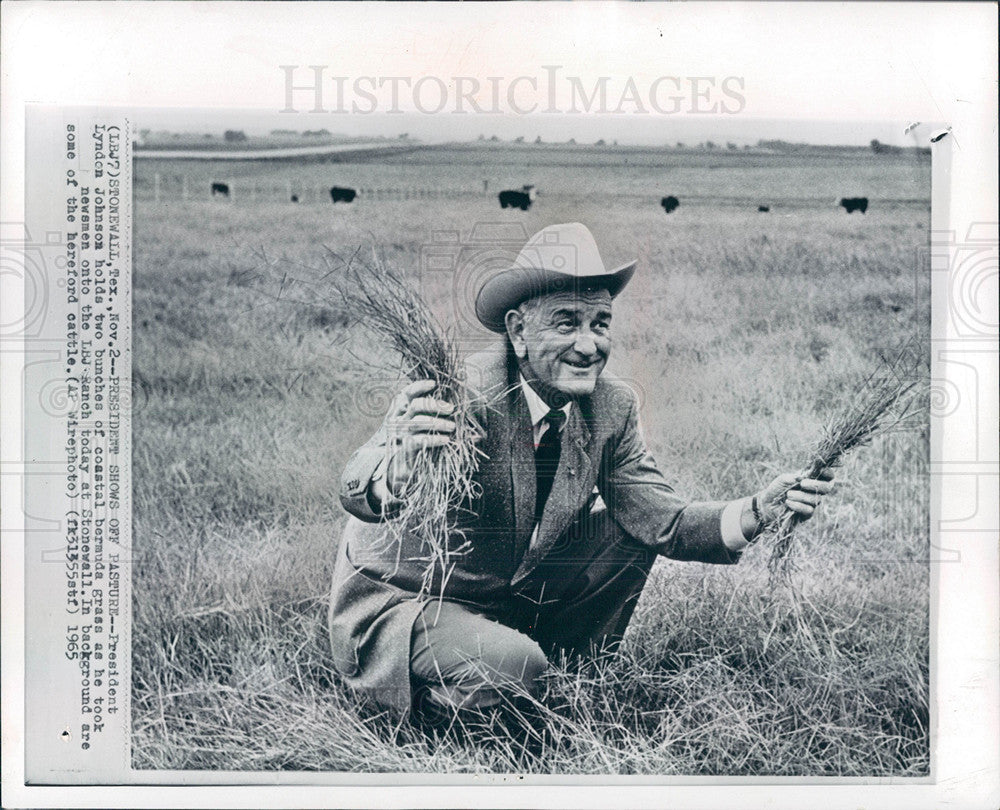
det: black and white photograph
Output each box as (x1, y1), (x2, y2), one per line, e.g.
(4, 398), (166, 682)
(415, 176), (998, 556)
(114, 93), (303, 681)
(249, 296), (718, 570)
(128, 109), (931, 776)
(1, 2), (997, 808)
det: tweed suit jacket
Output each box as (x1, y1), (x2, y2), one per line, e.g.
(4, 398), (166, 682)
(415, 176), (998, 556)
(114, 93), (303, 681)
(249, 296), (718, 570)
(328, 343), (740, 711)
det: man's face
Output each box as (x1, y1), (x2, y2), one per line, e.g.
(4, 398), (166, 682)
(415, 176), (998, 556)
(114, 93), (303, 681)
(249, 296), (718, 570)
(508, 289), (613, 400)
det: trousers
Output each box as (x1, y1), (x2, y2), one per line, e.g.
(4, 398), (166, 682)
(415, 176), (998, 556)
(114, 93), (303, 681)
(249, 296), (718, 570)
(409, 507), (657, 714)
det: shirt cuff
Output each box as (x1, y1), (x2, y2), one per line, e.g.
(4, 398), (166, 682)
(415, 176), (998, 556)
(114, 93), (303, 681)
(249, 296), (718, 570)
(720, 498), (752, 552)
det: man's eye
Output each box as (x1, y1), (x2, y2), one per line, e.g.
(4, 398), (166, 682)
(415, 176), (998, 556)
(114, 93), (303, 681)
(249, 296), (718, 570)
(593, 321), (610, 333)
(555, 321), (575, 332)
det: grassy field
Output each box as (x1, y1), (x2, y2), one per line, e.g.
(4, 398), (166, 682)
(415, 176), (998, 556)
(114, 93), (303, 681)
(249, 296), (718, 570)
(131, 146), (931, 774)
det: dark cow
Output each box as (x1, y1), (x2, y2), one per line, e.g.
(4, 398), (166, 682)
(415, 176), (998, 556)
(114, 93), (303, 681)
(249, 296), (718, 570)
(290, 194), (299, 203)
(498, 184), (537, 211)
(211, 182), (230, 198)
(660, 195), (680, 214)
(840, 197), (869, 214)
(758, 205), (770, 213)
(498, 190), (530, 210)
(330, 186), (357, 203)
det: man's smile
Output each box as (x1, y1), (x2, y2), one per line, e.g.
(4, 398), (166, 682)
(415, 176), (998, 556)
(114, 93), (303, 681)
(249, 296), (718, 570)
(562, 355), (602, 369)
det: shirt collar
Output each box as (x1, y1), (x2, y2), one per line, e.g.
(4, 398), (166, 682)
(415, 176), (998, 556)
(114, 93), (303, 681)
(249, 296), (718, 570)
(519, 375), (572, 430)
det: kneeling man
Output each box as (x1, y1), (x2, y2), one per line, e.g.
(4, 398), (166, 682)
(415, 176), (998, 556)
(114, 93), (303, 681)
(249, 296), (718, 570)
(329, 223), (833, 717)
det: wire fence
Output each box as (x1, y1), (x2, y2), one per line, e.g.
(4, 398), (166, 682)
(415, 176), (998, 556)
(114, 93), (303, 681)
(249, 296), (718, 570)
(132, 173), (930, 211)
(133, 174), (492, 203)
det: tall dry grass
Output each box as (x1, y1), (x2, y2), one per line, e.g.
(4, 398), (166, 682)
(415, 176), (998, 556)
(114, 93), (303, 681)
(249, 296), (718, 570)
(132, 152), (930, 774)
(765, 342), (928, 579)
(250, 245), (485, 597)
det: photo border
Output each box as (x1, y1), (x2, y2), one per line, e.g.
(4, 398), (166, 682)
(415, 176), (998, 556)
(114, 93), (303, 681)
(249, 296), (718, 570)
(2, 2), (996, 807)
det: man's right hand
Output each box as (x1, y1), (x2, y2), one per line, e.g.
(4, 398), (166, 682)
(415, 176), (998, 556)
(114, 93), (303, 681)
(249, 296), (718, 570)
(372, 379), (456, 504)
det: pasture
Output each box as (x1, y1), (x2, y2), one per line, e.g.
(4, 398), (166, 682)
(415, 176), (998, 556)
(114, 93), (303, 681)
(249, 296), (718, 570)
(131, 144), (931, 774)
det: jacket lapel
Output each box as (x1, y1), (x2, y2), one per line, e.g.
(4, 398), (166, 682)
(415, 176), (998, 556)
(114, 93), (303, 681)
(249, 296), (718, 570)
(511, 403), (593, 584)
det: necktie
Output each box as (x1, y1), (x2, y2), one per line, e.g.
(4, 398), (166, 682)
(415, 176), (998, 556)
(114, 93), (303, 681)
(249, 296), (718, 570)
(534, 409), (567, 526)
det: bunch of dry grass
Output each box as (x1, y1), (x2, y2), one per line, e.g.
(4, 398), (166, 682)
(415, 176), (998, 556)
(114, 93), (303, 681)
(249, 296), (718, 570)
(318, 247), (483, 596)
(765, 345), (926, 581)
(251, 243), (484, 596)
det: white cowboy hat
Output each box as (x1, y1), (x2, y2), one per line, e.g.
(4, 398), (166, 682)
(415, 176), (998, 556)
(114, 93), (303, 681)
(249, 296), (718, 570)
(474, 222), (636, 332)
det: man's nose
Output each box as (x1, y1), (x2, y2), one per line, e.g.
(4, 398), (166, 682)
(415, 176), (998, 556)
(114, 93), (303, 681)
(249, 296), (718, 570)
(574, 330), (598, 355)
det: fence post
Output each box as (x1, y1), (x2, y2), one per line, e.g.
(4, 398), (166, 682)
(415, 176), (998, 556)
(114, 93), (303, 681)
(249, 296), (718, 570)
(182, 175), (188, 201)
(153, 172), (160, 202)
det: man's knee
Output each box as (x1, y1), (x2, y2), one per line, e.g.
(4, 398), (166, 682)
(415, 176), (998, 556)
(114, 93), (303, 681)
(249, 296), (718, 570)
(410, 603), (548, 713)
(418, 645), (546, 713)
(419, 631), (547, 709)
(475, 633), (548, 695)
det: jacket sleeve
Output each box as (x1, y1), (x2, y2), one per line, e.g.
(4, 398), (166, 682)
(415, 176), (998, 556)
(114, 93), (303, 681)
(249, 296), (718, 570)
(598, 391), (741, 565)
(339, 423), (400, 523)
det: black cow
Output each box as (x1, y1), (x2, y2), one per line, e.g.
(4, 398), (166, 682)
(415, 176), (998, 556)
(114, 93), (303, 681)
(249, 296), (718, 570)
(290, 194), (299, 203)
(498, 184), (536, 211)
(661, 195), (680, 214)
(211, 182), (230, 198)
(330, 186), (357, 203)
(840, 197), (869, 214)
(758, 205), (770, 213)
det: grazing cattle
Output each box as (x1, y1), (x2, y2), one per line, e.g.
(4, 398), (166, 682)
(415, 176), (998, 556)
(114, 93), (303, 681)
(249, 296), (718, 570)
(211, 182), (230, 198)
(498, 184), (537, 210)
(290, 194), (299, 203)
(840, 197), (869, 214)
(330, 186), (357, 204)
(758, 205), (770, 213)
(660, 195), (680, 214)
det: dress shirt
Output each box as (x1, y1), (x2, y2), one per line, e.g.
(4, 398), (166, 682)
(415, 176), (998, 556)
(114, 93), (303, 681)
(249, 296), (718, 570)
(371, 377), (751, 552)
(518, 376), (573, 448)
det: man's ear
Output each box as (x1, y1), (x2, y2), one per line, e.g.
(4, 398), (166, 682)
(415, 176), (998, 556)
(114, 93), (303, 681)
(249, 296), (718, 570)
(505, 309), (527, 359)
